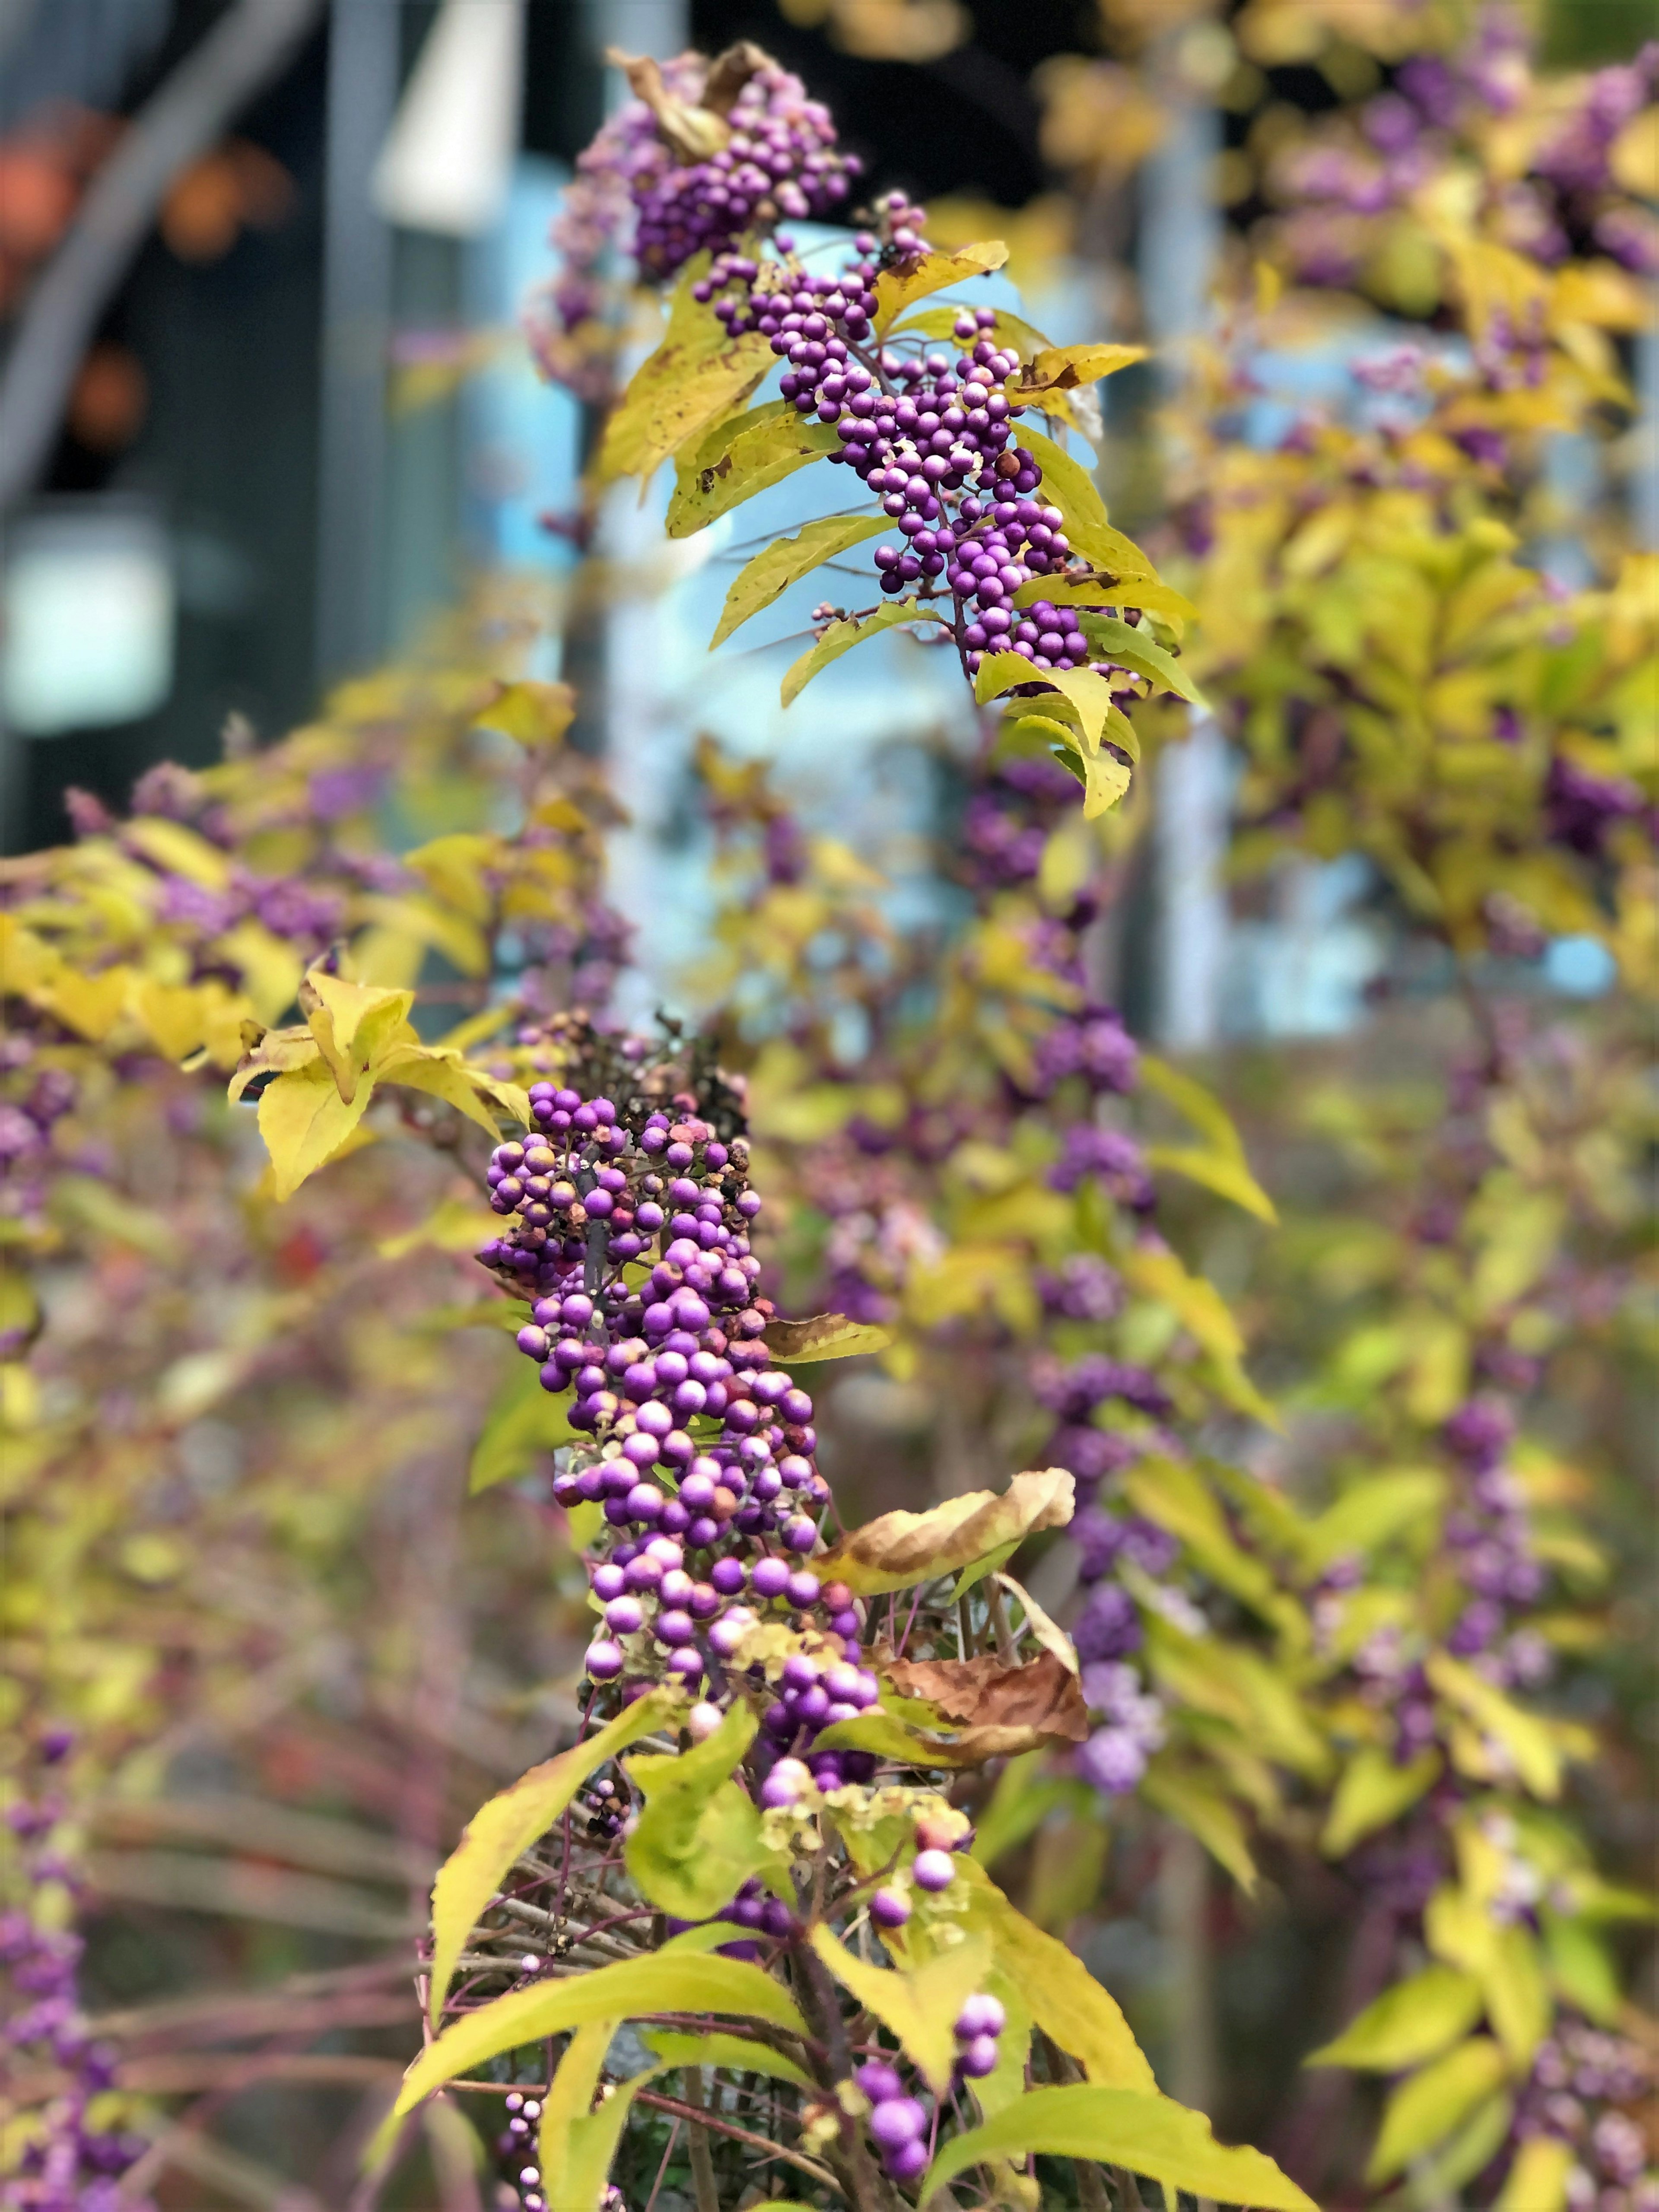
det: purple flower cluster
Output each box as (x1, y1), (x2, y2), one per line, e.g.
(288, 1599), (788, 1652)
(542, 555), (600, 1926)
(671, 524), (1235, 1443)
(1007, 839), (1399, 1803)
(2, 1773), (151, 2212)
(855, 1996), (1005, 2185)
(1545, 756), (1653, 860)
(1441, 1395), (1550, 1688)
(0, 1045), (78, 1248)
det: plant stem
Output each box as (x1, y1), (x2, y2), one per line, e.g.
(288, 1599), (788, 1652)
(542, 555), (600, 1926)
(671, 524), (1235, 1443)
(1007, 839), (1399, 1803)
(684, 2067), (720, 2212)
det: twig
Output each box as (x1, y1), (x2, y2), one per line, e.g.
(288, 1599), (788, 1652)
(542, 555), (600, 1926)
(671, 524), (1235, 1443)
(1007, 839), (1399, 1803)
(684, 2066), (721, 2212)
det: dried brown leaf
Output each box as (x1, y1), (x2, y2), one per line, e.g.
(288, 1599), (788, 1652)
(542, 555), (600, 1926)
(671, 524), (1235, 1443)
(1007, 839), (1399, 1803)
(885, 1653), (1088, 1742)
(815, 1468), (1075, 1595)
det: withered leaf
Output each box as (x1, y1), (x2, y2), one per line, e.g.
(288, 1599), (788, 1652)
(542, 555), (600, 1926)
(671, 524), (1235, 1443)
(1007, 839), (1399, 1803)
(815, 1468), (1074, 1596)
(764, 1312), (894, 1364)
(885, 1653), (1088, 1744)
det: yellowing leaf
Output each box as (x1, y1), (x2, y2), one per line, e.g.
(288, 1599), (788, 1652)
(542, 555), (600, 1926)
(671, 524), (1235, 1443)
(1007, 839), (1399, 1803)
(1020, 429), (1157, 579)
(959, 1867), (1156, 2092)
(1367, 2038), (1507, 2185)
(810, 1925), (990, 2094)
(44, 963), (133, 1040)
(920, 2085), (1316, 2212)
(1305, 1470), (1444, 1570)
(764, 1312), (894, 1363)
(1079, 612), (1207, 707)
(392, 1949), (808, 2138)
(641, 2030), (811, 2091)
(1011, 342), (1147, 394)
(780, 597), (945, 706)
(536, 2020), (614, 2208)
(667, 402), (841, 537)
(1426, 1653), (1563, 1799)
(256, 1059), (375, 1203)
(1306, 1965), (1484, 2072)
(599, 271), (773, 484)
(1496, 2133), (1574, 2212)
(815, 1468), (1074, 1595)
(872, 238), (1009, 333)
(711, 515), (887, 647)
(426, 1690), (677, 2024)
(473, 679), (574, 747)
(1322, 1747), (1442, 1857)
(1143, 1144), (1278, 1223)
(1483, 1923), (1550, 2071)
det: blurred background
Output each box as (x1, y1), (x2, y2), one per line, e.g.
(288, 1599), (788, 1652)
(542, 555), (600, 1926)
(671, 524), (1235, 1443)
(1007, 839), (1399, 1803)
(1, 0), (1644, 1023)
(0, 3), (1652, 2204)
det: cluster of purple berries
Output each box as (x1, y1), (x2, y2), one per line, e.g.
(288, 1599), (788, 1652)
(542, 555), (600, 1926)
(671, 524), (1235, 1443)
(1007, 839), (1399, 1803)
(635, 58), (857, 277)
(478, 1089), (887, 1723)
(1440, 1396), (1551, 1692)
(3, 1769), (151, 2212)
(856, 1994), (1005, 2184)
(694, 194), (1150, 679)
(530, 45), (859, 393)
(1512, 2020), (1659, 2210)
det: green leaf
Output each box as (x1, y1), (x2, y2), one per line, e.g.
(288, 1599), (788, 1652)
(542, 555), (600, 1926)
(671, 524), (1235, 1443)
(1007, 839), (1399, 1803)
(666, 402), (842, 537)
(624, 1703), (769, 1920)
(918, 2085), (1317, 2211)
(780, 597), (944, 707)
(711, 515), (888, 647)
(547, 2049), (660, 2212)
(1139, 1761), (1258, 1893)
(469, 1356), (578, 1494)
(815, 1467), (1074, 1596)
(764, 1312), (896, 1363)
(426, 1690), (677, 2024)
(1304, 1470), (1445, 1569)
(1366, 2037), (1508, 2185)
(1541, 1906), (1621, 2024)
(1305, 1965), (1484, 2072)
(811, 1925), (991, 2094)
(969, 1751), (1077, 1870)
(536, 2020), (615, 2209)
(641, 2030), (811, 2091)
(1077, 612), (1207, 707)
(958, 1866), (1157, 2092)
(1143, 1144), (1279, 1223)
(1321, 1747), (1442, 1857)
(597, 267), (772, 484)
(1019, 429), (1157, 580)
(872, 238), (1009, 334)
(392, 1951), (810, 2124)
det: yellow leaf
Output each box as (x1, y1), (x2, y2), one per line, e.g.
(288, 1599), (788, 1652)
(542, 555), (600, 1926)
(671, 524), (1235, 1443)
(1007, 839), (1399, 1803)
(958, 1865), (1157, 2091)
(1426, 1653), (1563, 1798)
(44, 963), (132, 1040)
(256, 1060), (375, 1202)
(810, 1925), (990, 2094)
(599, 267), (774, 483)
(872, 238), (1009, 334)
(1367, 2038), (1507, 2185)
(474, 680), (575, 747)
(427, 1690), (678, 2024)
(1496, 2133), (1573, 2212)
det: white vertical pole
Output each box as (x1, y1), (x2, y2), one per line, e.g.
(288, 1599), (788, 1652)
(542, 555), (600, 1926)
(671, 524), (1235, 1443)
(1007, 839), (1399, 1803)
(315, 0), (399, 685)
(1141, 71), (1228, 1053)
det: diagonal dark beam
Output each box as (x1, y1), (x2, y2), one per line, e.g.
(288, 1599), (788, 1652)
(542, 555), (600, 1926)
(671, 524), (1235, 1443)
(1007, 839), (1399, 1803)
(0, 0), (324, 515)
